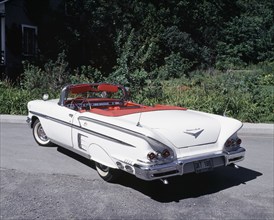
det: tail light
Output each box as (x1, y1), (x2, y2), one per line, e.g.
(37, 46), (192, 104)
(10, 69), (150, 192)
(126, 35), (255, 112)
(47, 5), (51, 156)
(147, 149), (171, 161)
(162, 149), (171, 158)
(146, 137), (175, 163)
(225, 139), (232, 148)
(236, 138), (242, 145)
(225, 136), (242, 151)
(147, 152), (157, 160)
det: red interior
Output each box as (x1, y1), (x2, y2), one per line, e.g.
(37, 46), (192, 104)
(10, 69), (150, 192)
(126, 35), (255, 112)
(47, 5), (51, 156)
(67, 84), (187, 116)
(98, 84), (119, 93)
(70, 83), (119, 94)
(70, 84), (93, 94)
(79, 102), (187, 117)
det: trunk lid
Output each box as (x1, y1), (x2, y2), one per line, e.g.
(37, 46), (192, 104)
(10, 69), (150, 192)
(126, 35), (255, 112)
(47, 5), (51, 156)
(134, 110), (221, 148)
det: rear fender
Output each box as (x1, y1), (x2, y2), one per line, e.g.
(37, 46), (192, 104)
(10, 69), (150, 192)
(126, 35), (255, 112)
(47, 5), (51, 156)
(88, 144), (117, 169)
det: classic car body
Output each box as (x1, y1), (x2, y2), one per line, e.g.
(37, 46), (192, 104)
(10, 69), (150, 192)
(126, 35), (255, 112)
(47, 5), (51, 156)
(27, 83), (246, 183)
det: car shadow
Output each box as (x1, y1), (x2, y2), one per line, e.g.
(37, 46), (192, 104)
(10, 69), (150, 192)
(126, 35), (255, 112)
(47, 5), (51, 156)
(116, 166), (262, 203)
(57, 147), (262, 203)
(57, 147), (96, 169)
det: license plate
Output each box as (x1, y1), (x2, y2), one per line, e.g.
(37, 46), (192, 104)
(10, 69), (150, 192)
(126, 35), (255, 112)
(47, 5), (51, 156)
(194, 159), (213, 173)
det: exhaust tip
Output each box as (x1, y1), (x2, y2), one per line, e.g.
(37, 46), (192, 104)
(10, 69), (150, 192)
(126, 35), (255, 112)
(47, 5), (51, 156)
(160, 179), (169, 185)
(229, 163), (239, 169)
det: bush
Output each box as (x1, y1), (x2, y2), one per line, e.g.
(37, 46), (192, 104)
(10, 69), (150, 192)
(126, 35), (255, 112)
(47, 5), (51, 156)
(0, 80), (37, 114)
(1, 58), (273, 123)
(157, 52), (192, 79)
(71, 66), (104, 84)
(21, 51), (104, 93)
(21, 51), (69, 93)
(161, 63), (274, 122)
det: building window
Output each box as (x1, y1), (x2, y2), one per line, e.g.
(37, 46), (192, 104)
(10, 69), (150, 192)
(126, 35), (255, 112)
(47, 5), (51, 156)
(21, 24), (37, 56)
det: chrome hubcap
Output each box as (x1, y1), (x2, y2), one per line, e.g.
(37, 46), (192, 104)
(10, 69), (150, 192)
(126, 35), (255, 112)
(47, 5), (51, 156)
(37, 124), (48, 141)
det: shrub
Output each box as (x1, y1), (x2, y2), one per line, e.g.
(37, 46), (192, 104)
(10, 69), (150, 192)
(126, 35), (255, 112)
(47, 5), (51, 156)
(157, 52), (192, 79)
(1, 60), (273, 123)
(0, 80), (37, 114)
(70, 66), (104, 84)
(161, 64), (274, 122)
(21, 51), (69, 93)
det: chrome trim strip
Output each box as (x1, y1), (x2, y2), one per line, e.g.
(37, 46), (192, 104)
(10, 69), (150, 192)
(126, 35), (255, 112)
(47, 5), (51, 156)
(29, 111), (135, 147)
(30, 111), (171, 150)
(78, 116), (173, 153)
(79, 116), (146, 138)
(51, 139), (91, 159)
(77, 133), (88, 151)
(30, 111), (73, 127)
(76, 124), (136, 147)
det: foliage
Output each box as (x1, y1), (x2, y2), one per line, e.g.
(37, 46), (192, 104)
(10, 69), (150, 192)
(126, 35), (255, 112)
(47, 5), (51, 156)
(2, 1), (274, 123)
(0, 80), (38, 114)
(21, 51), (69, 93)
(216, 1), (274, 69)
(21, 52), (103, 93)
(19, 0), (274, 78)
(157, 52), (192, 79)
(1, 62), (273, 123)
(71, 65), (104, 84)
(161, 63), (274, 123)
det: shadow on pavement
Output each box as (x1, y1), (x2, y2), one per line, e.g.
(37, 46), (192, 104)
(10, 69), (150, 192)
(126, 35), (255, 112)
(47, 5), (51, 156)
(57, 146), (262, 203)
(57, 147), (96, 169)
(116, 166), (262, 203)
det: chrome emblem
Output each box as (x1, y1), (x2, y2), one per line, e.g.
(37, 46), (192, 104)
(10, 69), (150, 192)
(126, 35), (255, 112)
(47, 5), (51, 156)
(184, 128), (204, 138)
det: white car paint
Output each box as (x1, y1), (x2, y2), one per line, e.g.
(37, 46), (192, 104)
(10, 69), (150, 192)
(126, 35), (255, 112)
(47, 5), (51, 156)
(27, 83), (246, 182)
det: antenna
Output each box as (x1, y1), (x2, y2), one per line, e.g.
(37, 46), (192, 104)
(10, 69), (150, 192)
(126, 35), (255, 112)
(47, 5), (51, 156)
(136, 113), (142, 127)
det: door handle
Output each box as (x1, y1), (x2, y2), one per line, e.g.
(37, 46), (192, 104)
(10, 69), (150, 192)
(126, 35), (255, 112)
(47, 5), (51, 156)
(69, 114), (73, 118)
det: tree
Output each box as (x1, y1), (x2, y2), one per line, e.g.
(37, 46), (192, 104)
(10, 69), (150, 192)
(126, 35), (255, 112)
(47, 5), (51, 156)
(22, 0), (274, 78)
(216, 0), (274, 69)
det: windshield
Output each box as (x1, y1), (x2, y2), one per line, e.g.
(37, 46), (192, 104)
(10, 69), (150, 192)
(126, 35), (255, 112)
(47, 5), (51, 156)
(59, 83), (128, 106)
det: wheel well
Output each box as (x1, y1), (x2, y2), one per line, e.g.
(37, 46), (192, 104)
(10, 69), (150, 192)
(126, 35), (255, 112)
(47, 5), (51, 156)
(31, 116), (39, 128)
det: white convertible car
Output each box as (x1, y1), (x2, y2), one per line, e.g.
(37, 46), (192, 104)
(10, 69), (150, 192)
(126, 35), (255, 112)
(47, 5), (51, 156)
(27, 83), (245, 183)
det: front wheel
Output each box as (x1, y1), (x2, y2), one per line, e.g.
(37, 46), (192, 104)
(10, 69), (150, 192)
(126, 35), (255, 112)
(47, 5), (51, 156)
(33, 119), (52, 146)
(95, 162), (119, 182)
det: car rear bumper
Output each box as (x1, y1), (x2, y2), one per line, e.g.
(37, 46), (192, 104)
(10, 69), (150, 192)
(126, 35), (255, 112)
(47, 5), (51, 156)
(133, 147), (246, 181)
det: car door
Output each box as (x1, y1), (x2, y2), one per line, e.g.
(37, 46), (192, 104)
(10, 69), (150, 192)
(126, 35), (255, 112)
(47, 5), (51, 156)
(40, 104), (77, 148)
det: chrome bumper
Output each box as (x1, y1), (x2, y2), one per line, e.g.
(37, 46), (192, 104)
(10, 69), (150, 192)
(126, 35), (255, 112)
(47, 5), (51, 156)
(26, 117), (32, 127)
(133, 147), (246, 181)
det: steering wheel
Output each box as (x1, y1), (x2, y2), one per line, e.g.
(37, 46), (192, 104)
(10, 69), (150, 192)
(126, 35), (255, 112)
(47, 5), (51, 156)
(70, 97), (83, 110)
(81, 98), (92, 110)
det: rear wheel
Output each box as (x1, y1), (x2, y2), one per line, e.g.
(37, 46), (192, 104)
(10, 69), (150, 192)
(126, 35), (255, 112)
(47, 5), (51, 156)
(95, 162), (119, 182)
(33, 119), (52, 146)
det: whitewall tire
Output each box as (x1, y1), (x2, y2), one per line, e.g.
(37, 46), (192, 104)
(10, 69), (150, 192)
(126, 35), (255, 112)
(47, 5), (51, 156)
(33, 119), (52, 146)
(95, 162), (119, 182)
